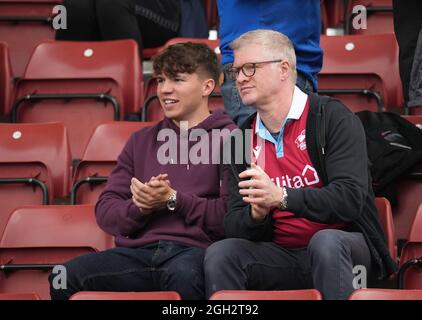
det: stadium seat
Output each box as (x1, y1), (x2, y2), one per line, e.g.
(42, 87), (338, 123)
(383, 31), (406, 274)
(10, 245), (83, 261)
(398, 203), (422, 289)
(0, 292), (41, 300)
(71, 121), (157, 204)
(209, 289), (322, 300)
(375, 197), (397, 262)
(349, 288), (422, 300)
(345, 0), (393, 35)
(69, 291), (181, 300)
(319, 34), (403, 113)
(0, 122), (71, 238)
(0, 0), (60, 77)
(0, 205), (114, 300)
(0, 41), (12, 119)
(393, 116), (422, 244)
(10, 39), (143, 159)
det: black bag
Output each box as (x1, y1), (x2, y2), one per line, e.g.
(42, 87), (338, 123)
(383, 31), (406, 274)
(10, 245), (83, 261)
(356, 111), (422, 205)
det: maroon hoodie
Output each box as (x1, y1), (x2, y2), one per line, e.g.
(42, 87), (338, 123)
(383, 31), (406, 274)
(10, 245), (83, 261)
(95, 109), (236, 248)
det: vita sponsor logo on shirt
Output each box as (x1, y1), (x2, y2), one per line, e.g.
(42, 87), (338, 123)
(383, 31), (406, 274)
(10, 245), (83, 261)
(295, 129), (307, 151)
(271, 164), (320, 189)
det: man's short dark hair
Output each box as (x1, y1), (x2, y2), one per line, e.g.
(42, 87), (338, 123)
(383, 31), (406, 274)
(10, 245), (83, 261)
(153, 42), (220, 83)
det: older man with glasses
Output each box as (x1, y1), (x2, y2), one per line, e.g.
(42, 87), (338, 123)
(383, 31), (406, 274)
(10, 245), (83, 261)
(217, 0), (322, 126)
(204, 30), (397, 300)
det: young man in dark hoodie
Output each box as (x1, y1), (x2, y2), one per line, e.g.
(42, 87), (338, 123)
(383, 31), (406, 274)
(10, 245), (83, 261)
(49, 42), (236, 300)
(204, 30), (397, 300)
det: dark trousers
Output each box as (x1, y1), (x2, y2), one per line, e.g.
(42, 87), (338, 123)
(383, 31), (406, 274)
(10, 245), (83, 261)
(49, 241), (205, 300)
(56, 0), (180, 54)
(393, 0), (422, 103)
(204, 229), (373, 300)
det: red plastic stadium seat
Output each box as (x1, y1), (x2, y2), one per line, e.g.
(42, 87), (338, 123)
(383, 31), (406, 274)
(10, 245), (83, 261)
(69, 291), (181, 300)
(0, 122), (71, 237)
(0, 0), (60, 77)
(349, 288), (422, 300)
(398, 203), (422, 289)
(375, 197), (397, 262)
(393, 116), (422, 243)
(0, 292), (41, 300)
(346, 0), (393, 35)
(11, 39), (143, 159)
(319, 34), (403, 112)
(71, 121), (157, 204)
(209, 289), (322, 300)
(0, 205), (114, 300)
(0, 41), (13, 118)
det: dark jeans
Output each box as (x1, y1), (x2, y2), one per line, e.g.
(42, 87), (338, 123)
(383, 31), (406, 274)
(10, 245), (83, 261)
(204, 229), (373, 300)
(57, 0), (180, 54)
(221, 64), (315, 127)
(49, 241), (205, 300)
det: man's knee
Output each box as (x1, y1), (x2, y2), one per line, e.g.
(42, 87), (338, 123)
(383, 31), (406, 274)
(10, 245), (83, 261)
(308, 229), (350, 263)
(204, 238), (245, 272)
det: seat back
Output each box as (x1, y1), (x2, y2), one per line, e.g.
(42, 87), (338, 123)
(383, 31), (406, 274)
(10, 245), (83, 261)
(0, 122), (71, 237)
(72, 121), (156, 204)
(12, 40), (143, 159)
(346, 0), (393, 35)
(69, 291), (181, 300)
(393, 116), (422, 242)
(349, 288), (422, 300)
(399, 203), (422, 289)
(0, 41), (13, 117)
(0, 205), (114, 299)
(319, 34), (403, 112)
(209, 289), (323, 300)
(375, 197), (397, 262)
(0, 0), (59, 77)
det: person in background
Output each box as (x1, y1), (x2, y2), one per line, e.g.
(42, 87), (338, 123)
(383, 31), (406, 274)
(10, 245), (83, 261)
(57, 0), (208, 57)
(392, 0), (422, 111)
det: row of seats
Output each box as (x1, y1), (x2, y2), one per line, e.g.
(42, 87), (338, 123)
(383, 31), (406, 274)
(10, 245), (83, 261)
(3, 288), (422, 300)
(1, 115), (420, 240)
(0, 0), (218, 78)
(0, 199), (420, 298)
(0, 0), (395, 79)
(0, 33), (414, 157)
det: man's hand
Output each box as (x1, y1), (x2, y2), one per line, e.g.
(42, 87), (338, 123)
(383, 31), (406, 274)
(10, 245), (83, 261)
(130, 174), (174, 212)
(238, 163), (283, 221)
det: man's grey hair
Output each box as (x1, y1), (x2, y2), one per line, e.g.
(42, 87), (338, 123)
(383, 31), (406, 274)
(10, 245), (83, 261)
(230, 29), (297, 83)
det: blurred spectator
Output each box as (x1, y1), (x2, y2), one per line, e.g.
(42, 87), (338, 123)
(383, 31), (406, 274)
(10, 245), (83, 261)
(57, 0), (208, 57)
(393, 0), (422, 108)
(217, 0), (323, 126)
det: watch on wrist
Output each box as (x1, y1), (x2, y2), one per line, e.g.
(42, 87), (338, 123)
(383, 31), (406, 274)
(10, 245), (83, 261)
(279, 187), (288, 211)
(166, 191), (177, 212)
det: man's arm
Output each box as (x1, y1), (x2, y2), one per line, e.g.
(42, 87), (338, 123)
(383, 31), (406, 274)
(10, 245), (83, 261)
(287, 108), (371, 224)
(223, 160), (274, 241)
(95, 134), (151, 237)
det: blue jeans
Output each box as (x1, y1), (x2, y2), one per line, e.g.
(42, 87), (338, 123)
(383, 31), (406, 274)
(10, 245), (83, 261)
(49, 241), (205, 300)
(204, 229), (373, 300)
(221, 64), (315, 126)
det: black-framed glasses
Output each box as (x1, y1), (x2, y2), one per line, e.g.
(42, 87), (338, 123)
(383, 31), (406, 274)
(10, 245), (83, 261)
(227, 59), (283, 81)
